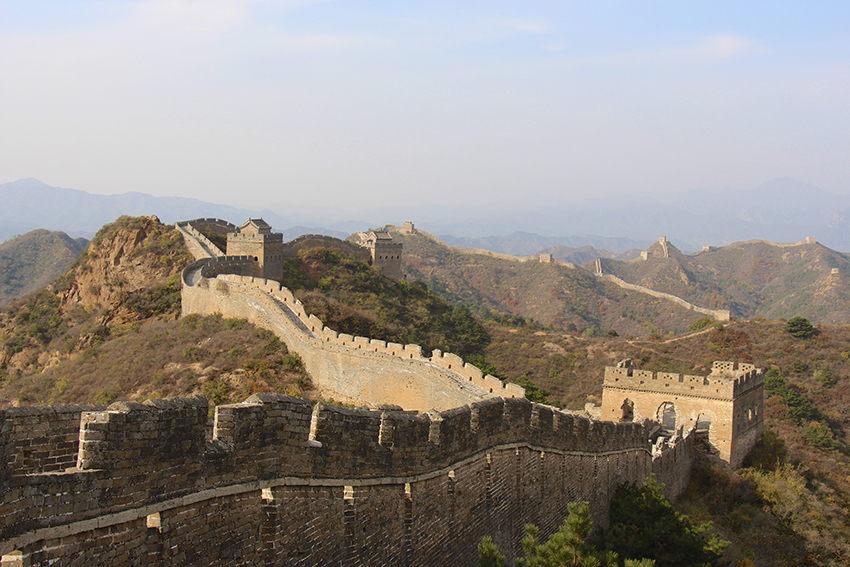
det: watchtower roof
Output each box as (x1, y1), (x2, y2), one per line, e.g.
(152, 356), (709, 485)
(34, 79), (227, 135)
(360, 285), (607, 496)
(238, 219), (272, 235)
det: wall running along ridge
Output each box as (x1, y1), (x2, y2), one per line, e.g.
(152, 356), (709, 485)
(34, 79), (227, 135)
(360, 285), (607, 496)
(175, 223), (224, 259)
(1, 394), (695, 566)
(596, 274), (731, 322)
(0, 222), (702, 565)
(410, 228), (578, 269)
(179, 223), (524, 411)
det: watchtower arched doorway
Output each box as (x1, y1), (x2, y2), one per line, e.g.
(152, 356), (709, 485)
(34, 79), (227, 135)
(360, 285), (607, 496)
(696, 413), (712, 433)
(656, 402), (677, 432)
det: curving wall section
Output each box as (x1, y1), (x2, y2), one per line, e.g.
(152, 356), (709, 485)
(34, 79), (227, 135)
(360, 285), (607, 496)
(597, 274), (731, 322)
(0, 224), (702, 565)
(178, 222), (524, 412)
(0, 394), (694, 566)
(182, 272), (518, 411)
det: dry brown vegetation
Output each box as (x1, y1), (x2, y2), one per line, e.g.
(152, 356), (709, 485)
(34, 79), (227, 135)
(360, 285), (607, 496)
(394, 228), (706, 337)
(0, 229), (87, 306)
(0, 216), (310, 408)
(481, 318), (850, 565)
(283, 247), (491, 357)
(0, 314), (311, 407)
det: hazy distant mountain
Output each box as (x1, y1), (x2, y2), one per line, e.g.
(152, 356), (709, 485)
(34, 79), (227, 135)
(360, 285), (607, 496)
(439, 232), (647, 256)
(491, 178), (850, 253)
(385, 178), (850, 253)
(0, 179), (356, 242)
(0, 229), (88, 306)
(4, 177), (849, 253)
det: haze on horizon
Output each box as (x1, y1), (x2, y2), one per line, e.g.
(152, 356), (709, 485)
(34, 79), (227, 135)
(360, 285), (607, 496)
(1, 1), (848, 216)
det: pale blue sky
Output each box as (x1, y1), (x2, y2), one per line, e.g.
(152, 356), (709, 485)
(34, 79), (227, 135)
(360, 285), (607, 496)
(1, 1), (848, 213)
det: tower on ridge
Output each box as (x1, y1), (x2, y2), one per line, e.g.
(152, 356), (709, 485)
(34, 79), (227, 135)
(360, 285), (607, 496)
(226, 219), (284, 280)
(352, 229), (404, 280)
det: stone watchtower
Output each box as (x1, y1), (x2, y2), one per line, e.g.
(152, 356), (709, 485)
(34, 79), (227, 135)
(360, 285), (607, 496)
(226, 219), (284, 280)
(356, 229), (403, 280)
(600, 360), (764, 468)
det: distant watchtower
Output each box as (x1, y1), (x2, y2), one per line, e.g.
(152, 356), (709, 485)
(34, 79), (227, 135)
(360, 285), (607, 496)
(226, 219), (283, 280)
(352, 229), (403, 280)
(600, 360), (763, 468)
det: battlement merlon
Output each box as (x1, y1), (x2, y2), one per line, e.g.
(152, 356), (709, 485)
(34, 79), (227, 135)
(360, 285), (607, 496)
(10, 395), (652, 483)
(603, 361), (763, 400)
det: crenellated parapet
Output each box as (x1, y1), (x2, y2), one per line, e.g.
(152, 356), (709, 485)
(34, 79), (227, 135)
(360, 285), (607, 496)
(175, 223), (224, 260)
(179, 252), (525, 410)
(1, 404), (105, 476)
(3, 394), (662, 485)
(227, 231), (284, 243)
(198, 255), (256, 279)
(179, 220), (475, 411)
(1, 392), (695, 564)
(604, 366), (736, 400)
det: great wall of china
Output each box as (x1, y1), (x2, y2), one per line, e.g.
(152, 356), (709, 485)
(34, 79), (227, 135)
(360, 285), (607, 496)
(0, 218), (761, 566)
(595, 273), (731, 322)
(408, 225), (730, 322)
(0, 392), (695, 566)
(176, 219), (524, 409)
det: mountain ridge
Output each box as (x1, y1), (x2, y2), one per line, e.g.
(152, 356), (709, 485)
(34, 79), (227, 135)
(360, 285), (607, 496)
(5, 177), (850, 252)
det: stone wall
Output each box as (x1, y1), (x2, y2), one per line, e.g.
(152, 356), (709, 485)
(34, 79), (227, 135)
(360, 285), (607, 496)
(176, 218), (237, 236)
(1, 394), (694, 566)
(175, 224), (223, 260)
(0, 405), (105, 476)
(597, 274), (731, 322)
(372, 239), (404, 280)
(178, 224), (528, 411)
(181, 271), (524, 411)
(226, 233), (284, 281)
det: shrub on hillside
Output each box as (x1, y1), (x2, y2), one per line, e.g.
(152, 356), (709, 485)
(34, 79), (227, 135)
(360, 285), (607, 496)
(514, 374), (550, 404)
(604, 476), (729, 567)
(785, 317), (815, 339)
(290, 247), (491, 357)
(689, 316), (714, 331)
(478, 502), (654, 567)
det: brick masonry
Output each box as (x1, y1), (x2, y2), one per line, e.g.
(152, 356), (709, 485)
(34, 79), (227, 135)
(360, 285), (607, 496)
(1, 394), (694, 566)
